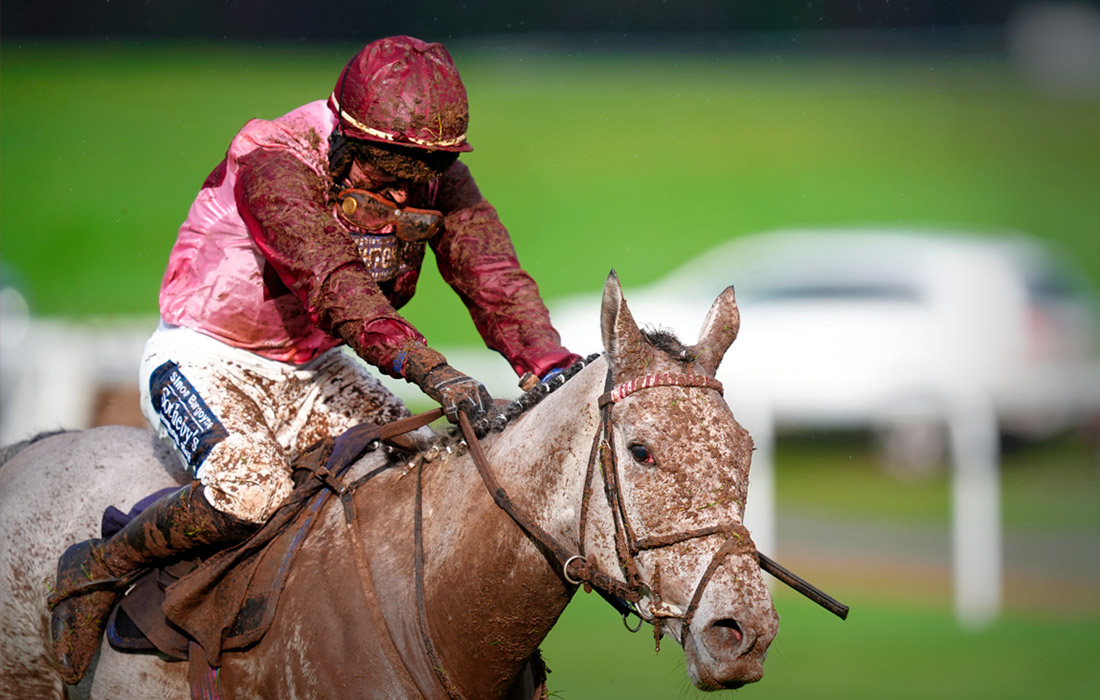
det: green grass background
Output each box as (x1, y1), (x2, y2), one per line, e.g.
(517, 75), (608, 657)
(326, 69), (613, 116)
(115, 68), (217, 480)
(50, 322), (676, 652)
(3, 42), (1099, 698)
(3, 42), (1099, 341)
(544, 590), (1100, 700)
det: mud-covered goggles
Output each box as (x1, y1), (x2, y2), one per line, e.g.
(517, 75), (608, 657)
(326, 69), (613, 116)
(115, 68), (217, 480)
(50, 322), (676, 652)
(336, 188), (443, 242)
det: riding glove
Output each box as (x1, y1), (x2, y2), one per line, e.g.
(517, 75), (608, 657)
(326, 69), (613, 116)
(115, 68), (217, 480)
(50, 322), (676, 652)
(400, 342), (493, 423)
(421, 363), (493, 423)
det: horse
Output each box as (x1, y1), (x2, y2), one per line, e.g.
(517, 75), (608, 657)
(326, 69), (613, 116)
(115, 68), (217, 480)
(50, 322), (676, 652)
(0, 273), (779, 699)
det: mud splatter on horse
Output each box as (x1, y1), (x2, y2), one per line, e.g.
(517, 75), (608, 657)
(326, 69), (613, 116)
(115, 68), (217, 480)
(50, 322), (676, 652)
(0, 273), (779, 698)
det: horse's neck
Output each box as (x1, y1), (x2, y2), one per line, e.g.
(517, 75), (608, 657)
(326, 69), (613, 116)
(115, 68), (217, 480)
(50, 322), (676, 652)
(477, 359), (606, 539)
(418, 359), (606, 695)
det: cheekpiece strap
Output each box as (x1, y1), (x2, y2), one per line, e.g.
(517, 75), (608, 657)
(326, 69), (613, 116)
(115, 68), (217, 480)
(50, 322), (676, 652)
(598, 373), (724, 408)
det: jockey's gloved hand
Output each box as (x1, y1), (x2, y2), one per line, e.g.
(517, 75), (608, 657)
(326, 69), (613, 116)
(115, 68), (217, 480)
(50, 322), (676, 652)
(399, 342), (493, 424)
(422, 363), (493, 424)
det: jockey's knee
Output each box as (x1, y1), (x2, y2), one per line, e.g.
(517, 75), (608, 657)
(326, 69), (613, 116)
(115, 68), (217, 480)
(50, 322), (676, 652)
(195, 438), (293, 524)
(199, 469), (292, 524)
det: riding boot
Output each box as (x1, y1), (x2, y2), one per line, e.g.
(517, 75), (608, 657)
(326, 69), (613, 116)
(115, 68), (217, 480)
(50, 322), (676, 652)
(47, 484), (256, 684)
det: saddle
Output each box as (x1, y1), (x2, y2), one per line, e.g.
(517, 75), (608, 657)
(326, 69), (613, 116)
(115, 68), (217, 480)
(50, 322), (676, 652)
(104, 420), (391, 668)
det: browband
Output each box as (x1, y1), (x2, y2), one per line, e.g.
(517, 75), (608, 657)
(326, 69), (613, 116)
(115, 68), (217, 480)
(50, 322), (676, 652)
(598, 373), (724, 407)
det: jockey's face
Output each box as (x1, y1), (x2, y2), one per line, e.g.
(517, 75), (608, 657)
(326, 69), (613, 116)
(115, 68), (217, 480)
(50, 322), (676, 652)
(344, 136), (459, 191)
(349, 157), (410, 204)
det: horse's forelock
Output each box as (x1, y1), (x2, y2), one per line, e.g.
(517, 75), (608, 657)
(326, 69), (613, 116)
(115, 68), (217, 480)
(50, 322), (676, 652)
(641, 327), (696, 366)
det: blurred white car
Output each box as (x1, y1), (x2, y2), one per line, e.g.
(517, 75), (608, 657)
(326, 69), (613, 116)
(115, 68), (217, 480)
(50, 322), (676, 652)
(549, 227), (1100, 471)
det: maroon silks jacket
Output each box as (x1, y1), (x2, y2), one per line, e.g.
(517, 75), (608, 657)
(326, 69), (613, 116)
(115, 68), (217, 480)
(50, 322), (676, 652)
(159, 100), (578, 380)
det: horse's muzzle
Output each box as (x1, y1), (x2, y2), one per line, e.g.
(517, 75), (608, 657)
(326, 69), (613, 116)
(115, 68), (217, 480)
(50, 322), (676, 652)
(685, 612), (776, 690)
(680, 549), (780, 690)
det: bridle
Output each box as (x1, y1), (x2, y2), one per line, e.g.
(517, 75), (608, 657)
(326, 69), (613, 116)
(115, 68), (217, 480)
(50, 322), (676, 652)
(579, 367), (757, 632)
(456, 363), (756, 650)
(573, 366), (847, 626)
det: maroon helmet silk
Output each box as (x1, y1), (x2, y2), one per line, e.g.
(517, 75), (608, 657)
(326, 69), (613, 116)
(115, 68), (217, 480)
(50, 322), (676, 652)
(329, 36), (473, 152)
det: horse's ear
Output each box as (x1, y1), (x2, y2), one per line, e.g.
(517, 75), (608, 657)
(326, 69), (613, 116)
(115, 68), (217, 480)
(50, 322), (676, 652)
(600, 270), (646, 365)
(692, 285), (740, 376)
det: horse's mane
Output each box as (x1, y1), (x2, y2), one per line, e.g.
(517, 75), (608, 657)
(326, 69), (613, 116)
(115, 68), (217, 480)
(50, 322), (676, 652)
(446, 326), (692, 445)
(376, 328), (698, 488)
(467, 326), (693, 439)
(469, 352), (602, 437)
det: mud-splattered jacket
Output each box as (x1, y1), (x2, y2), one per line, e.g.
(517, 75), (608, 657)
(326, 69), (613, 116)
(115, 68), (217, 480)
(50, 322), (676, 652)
(159, 99), (578, 379)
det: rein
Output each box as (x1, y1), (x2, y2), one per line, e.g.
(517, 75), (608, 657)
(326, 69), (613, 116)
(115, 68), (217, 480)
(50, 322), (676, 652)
(458, 363), (848, 623)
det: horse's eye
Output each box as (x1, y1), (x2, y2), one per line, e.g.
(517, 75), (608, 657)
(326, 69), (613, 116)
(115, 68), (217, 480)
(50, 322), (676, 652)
(628, 443), (655, 465)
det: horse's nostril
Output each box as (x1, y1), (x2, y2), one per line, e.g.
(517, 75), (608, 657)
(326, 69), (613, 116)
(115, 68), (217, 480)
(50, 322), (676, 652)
(709, 618), (743, 648)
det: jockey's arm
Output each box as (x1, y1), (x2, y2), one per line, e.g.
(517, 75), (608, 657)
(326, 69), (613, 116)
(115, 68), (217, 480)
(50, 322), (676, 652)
(431, 161), (581, 380)
(234, 149), (492, 421)
(234, 147), (426, 376)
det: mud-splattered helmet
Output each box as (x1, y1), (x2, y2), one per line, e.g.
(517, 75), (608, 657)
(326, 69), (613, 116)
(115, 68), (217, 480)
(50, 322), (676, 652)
(328, 36), (473, 153)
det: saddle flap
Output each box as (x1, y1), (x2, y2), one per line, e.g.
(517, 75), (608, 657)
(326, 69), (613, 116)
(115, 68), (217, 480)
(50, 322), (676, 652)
(107, 562), (195, 660)
(164, 421), (384, 666)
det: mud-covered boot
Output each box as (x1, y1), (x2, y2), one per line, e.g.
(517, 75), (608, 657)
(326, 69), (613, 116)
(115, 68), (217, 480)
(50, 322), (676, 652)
(47, 484), (256, 684)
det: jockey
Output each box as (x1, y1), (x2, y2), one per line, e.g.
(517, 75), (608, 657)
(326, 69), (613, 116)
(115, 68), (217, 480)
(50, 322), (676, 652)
(48, 35), (580, 683)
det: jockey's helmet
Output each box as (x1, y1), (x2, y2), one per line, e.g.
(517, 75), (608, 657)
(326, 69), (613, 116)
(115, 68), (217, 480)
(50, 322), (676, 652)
(329, 36), (473, 153)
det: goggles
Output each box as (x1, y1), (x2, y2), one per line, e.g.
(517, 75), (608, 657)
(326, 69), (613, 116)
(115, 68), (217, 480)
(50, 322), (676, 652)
(336, 188), (443, 242)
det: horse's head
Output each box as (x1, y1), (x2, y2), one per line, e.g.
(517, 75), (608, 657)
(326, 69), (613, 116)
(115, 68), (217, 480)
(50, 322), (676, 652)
(588, 270), (779, 689)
